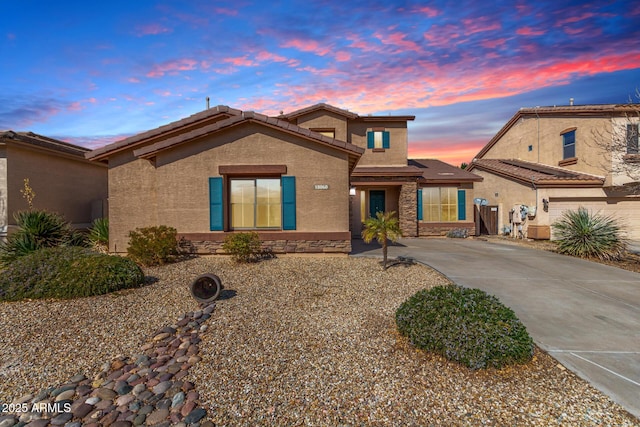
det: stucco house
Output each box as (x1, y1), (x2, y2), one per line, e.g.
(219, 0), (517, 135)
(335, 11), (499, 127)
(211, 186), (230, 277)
(467, 104), (640, 239)
(0, 131), (108, 239)
(87, 103), (481, 254)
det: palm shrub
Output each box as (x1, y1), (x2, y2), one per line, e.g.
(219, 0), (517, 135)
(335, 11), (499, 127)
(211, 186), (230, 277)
(552, 207), (626, 260)
(396, 285), (534, 369)
(0, 210), (87, 266)
(127, 225), (179, 266)
(361, 211), (402, 270)
(89, 218), (109, 253)
(0, 246), (145, 301)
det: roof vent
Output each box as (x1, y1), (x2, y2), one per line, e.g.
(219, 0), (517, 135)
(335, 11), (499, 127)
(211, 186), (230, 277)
(569, 98), (574, 106)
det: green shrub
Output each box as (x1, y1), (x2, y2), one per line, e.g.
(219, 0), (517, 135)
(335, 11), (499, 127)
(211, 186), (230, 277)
(552, 207), (626, 260)
(127, 225), (179, 266)
(89, 218), (109, 253)
(222, 232), (263, 262)
(0, 210), (87, 266)
(396, 285), (534, 369)
(0, 246), (145, 301)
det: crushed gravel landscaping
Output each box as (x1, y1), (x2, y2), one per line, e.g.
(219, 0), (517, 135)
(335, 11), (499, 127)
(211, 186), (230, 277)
(1, 256), (638, 426)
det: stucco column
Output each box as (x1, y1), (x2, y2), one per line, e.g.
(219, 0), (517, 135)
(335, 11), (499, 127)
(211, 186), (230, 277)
(399, 181), (418, 237)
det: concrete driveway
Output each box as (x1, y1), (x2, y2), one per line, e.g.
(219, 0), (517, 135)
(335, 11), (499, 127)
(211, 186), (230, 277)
(351, 237), (640, 419)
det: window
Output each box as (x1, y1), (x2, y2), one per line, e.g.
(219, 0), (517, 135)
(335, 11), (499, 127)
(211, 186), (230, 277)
(367, 130), (390, 149)
(310, 128), (335, 138)
(230, 178), (281, 229)
(627, 124), (639, 154)
(209, 176), (296, 231)
(562, 129), (576, 159)
(420, 188), (463, 222)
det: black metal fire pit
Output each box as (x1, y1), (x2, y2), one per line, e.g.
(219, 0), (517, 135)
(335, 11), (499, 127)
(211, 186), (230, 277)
(190, 273), (223, 304)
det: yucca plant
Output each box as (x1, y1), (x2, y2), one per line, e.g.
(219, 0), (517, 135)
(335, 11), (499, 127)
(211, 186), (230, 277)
(0, 210), (88, 266)
(361, 210), (403, 270)
(89, 218), (109, 253)
(552, 207), (626, 260)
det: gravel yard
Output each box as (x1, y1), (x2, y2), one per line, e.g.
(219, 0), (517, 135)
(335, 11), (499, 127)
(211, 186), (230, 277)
(1, 256), (638, 426)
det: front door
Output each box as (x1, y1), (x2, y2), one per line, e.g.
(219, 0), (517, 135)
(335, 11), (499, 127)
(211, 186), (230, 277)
(369, 190), (386, 217)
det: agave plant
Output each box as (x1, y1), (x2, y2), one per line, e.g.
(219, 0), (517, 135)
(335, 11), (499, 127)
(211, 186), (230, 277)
(552, 207), (627, 260)
(89, 218), (109, 253)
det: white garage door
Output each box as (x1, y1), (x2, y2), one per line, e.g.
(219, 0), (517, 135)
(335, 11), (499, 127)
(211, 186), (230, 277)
(549, 200), (640, 240)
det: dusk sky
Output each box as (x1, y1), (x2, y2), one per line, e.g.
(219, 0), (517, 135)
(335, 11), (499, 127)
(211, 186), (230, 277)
(2, 1), (639, 166)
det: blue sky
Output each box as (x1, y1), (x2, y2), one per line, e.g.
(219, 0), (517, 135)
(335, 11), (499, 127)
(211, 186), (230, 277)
(1, 0), (639, 165)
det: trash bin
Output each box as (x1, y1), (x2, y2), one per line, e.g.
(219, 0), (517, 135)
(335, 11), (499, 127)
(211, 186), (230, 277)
(190, 274), (222, 304)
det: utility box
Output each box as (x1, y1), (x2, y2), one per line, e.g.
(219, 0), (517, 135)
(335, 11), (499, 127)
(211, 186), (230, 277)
(527, 225), (550, 240)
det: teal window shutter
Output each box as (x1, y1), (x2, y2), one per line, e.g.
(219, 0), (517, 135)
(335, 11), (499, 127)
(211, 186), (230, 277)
(417, 189), (423, 221)
(457, 189), (466, 221)
(282, 176), (296, 230)
(209, 177), (223, 231)
(382, 131), (390, 149)
(367, 132), (374, 149)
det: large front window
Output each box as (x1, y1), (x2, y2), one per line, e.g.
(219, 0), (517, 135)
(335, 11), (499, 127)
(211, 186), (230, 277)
(230, 178), (281, 229)
(422, 187), (458, 222)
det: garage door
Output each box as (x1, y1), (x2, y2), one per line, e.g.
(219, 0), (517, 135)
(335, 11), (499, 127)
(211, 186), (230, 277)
(549, 200), (640, 240)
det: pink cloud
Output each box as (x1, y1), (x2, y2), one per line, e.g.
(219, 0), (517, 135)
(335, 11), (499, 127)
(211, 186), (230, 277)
(128, 77), (141, 83)
(415, 6), (440, 18)
(460, 17), (501, 35)
(481, 38), (506, 49)
(224, 56), (257, 67)
(146, 58), (198, 77)
(346, 34), (384, 52)
(135, 23), (172, 36)
(556, 12), (596, 26)
(374, 31), (422, 52)
(214, 8), (238, 16)
(409, 140), (485, 166)
(335, 51), (351, 62)
(255, 51), (288, 62)
(516, 27), (545, 36)
(281, 38), (332, 56)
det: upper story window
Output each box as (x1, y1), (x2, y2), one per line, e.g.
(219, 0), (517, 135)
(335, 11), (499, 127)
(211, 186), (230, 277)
(310, 128), (335, 139)
(367, 129), (390, 150)
(627, 124), (639, 154)
(562, 129), (576, 159)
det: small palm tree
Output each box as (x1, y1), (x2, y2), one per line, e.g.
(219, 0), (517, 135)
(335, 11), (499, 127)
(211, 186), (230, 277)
(362, 211), (403, 270)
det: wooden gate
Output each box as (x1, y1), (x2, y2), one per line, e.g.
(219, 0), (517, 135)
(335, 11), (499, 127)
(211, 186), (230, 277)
(475, 205), (499, 235)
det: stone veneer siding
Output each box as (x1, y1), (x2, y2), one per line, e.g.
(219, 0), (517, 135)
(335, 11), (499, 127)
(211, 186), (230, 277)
(179, 235), (351, 254)
(419, 222), (476, 237)
(399, 182), (418, 237)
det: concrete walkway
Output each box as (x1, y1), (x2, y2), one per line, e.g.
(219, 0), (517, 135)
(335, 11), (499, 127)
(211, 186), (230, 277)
(351, 237), (640, 419)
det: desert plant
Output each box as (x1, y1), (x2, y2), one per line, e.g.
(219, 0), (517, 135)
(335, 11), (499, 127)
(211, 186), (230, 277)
(222, 232), (263, 262)
(127, 225), (179, 266)
(0, 246), (145, 301)
(361, 211), (402, 270)
(552, 207), (626, 260)
(396, 285), (534, 369)
(0, 210), (86, 266)
(89, 218), (109, 253)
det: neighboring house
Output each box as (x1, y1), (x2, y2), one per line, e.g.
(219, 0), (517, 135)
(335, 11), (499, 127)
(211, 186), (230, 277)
(0, 131), (108, 239)
(86, 103), (482, 254)
(467, 104), (640, 239)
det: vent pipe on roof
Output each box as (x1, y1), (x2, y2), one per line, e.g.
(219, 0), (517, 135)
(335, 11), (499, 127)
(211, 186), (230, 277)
(206, 96), (210, 110)
(569, 98), (574, 106)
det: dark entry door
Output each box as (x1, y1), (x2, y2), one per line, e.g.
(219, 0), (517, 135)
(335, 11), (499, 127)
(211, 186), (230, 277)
(476, 205), (499, 235)
(369, 190), (385, 217)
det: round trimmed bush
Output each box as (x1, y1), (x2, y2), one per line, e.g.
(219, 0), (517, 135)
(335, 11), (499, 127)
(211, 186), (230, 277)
(0, 246), (145, 301)
(396, 285), (534, 369)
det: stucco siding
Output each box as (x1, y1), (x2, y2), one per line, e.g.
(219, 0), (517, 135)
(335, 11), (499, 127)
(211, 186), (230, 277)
(7, 145), (107, 227)
(109, 123), (351, 251)
(349, 122), (408, 166)
(481, 116), (611, 178)
(295, 111), (348, 141)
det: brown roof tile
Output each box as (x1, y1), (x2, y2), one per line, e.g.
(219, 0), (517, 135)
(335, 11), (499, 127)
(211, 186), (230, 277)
(352, 166), (425, 177)
(1, 131), (90, 158)
(470, 159), (604, 187)
(409, 158), (483, 182)
(279, 103), (415, 122)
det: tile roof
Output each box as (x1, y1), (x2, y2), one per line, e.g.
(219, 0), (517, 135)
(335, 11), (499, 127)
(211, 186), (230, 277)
(279, 103), (415, 122)
(470, 159), (604, 187)
(1, 131), (89, 157)
(351, 166), (425, 177)
(409, 159), (482, 182)
(86, 105), (241, 160)
(132, 110), (365, 169)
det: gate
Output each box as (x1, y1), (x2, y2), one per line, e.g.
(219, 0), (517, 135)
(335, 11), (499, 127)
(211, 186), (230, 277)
(476, 205), (498, 235)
